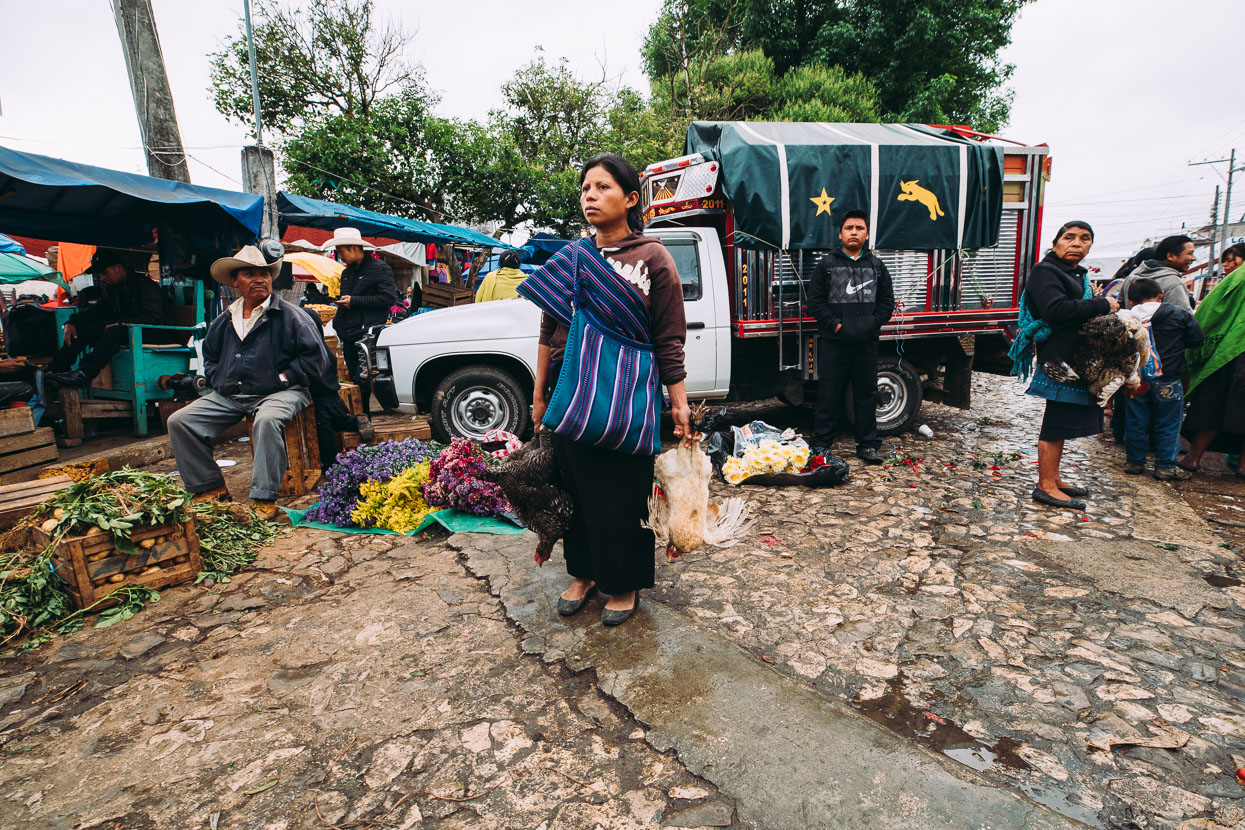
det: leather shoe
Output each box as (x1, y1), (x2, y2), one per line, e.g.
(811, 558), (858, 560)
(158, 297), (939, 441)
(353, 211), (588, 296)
(1031, 488), (1086, 511)
(856, 447), (883, 465)
(557, 584), (596, 616)
(1123, 462), (1146, 475)
(46, 369), (89, 387)
(602, 594), (639, 626)
(355, 414), (375, 442)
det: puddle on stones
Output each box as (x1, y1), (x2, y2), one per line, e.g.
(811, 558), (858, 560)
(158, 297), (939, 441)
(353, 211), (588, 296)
(1204, 571), (1242, 588)
(855, 677), (1104, 828)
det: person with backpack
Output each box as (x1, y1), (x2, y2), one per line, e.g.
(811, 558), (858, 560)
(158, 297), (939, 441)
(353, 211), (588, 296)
(1122, 277), (1203, 480)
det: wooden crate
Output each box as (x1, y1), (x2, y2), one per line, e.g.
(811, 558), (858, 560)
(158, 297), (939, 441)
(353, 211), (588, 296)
(0, 407), (35, 438)
(0, 476), (73, 530)
(339, 382), (363, 417)
(248, 404), (320, 497)
(32, 518), (203, 610)
(0, 427), (59, 484)
(341, 417), (432, 450)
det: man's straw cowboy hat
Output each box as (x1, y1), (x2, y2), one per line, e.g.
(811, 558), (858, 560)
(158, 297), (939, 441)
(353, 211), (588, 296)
(209, 245), (282, 286)
(322, 227), (376, 251)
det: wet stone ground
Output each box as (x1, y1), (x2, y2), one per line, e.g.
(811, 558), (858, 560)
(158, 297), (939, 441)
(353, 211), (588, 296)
(651, 375), (1245, 829)
(0, 530), (742, 829)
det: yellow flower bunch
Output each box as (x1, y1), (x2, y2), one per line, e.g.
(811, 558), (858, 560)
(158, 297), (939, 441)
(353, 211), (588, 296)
(351, 461), (433, 534)
(721, 440), (810, 484)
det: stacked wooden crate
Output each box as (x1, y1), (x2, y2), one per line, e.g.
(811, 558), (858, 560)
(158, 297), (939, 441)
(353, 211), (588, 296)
(423, 282), (474, 309)
(0, 408), (58, 483)
(0, 475), (73, 530)
(32, 518), (203, 610)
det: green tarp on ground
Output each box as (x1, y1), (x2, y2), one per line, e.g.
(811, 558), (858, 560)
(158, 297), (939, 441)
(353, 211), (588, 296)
(283, 506), (526, 536)
(684, 121), (1004, 251)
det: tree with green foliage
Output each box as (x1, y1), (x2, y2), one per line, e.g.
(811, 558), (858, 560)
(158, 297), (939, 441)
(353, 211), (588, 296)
(643, 0), (1029, 132)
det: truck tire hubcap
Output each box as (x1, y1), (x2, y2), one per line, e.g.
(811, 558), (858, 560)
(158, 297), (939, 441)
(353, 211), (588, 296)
(876, 374), (906, 423)
(452, 386), (510, 439)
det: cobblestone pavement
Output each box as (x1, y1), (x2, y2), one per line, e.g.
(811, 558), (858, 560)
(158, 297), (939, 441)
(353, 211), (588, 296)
(648, 376), (1245, 829)
(0, 530), (741, 829)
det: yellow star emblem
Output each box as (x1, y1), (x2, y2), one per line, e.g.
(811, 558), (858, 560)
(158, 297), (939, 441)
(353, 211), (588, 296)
(810, 188), (835, 216)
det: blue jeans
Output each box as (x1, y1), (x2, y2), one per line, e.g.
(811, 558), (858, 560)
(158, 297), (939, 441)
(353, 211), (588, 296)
(1124, 379), (1183, 468)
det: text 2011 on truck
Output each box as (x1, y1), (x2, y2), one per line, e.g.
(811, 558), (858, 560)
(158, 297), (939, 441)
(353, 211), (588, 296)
(371, 122), (1050, 442)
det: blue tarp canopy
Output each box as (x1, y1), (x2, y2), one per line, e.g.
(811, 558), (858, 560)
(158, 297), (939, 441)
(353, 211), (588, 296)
(277, 191), (514, 250)
(0, 233), (24, 255)
(0, 145), (264, 247)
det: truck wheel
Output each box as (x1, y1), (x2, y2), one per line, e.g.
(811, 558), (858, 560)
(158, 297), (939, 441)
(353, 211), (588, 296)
(430, 365), (529, 443)
(845, 355), (923, 437)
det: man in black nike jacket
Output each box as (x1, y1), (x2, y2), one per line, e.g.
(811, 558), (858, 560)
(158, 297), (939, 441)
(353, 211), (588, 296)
(807, 210), (895, 464)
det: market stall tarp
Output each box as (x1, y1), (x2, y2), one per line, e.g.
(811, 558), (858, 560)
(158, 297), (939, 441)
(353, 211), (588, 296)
(0, 145), (264, 247)
(277, 192), (515, 250)
(684, 122), (1004, 251)
(0, 234), (25, 255)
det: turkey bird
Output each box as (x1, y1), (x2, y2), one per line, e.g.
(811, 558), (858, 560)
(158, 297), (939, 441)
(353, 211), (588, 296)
(477, 429), (572, 566)
(1042, 309), (1152, 407)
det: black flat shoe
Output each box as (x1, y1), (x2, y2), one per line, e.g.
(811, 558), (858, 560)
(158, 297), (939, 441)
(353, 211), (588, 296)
(601, 595), (639, 627)
(1059, 484), (1090, 497)
(1031, 488), (1086, 511)
(856, 447), (883, 465)
(557, 585), (596, 616)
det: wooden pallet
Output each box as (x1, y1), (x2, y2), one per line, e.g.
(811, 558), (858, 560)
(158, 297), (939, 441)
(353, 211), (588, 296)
(248, 404), (320, 497)
(423, 283), (474, 309)
(0, 475), (73, 530)
(32, 518), (203, 610)
(0, 427), (59, 484)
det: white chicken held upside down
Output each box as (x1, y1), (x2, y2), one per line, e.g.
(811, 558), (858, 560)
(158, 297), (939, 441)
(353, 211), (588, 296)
(645, 436), (753, 562)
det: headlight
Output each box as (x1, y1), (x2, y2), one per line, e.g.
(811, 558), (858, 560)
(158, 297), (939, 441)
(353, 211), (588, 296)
(374, 348), (390, 372)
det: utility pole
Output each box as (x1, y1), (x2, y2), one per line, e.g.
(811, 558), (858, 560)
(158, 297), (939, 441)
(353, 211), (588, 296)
(112, 0), (190, 183)
(1190, 148), (1243, 258)
(239, 0), (280, 242)
(1206, 186), (1220, 296)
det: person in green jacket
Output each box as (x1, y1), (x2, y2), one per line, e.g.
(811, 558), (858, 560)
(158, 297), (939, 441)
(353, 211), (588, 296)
(475, 251), (527, 302)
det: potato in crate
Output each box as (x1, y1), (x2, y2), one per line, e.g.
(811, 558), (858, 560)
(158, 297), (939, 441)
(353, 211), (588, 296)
(32, 519), (203, 610)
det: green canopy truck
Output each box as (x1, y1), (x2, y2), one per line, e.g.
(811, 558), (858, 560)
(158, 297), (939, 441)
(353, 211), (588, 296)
(372, 122), (1050, 441)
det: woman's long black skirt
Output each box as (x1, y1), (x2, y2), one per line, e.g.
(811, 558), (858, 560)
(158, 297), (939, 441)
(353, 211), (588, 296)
(551, 433), (656, 596)
(1183, 354), (1245, 452)
(1039, 400), (1103, 441)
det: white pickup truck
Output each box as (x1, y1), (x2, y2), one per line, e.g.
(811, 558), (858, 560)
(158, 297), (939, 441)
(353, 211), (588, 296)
(372, 227), (731, 442)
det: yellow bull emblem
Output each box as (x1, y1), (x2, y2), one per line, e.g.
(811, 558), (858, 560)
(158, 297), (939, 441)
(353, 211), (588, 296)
(897, 180), (945, 221)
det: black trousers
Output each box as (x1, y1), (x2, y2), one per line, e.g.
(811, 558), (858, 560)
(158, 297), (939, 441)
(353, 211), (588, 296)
(339, 336), (373, 416)
(312, 391), (359, 471)
(813, 338), (880, 450)
(49, 320), (181, 378)
(551, 433), (656, 596)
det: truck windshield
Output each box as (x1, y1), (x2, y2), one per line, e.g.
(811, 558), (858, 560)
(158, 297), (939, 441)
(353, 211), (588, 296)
(661, 237), (703, 301)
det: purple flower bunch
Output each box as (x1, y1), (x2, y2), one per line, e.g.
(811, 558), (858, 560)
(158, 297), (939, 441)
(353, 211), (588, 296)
(422, 438), (509, 517)
(307, 439), (442, 526)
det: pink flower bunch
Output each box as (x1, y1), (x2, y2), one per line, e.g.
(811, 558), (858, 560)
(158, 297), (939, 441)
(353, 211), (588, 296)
(422, 438), (510, 517)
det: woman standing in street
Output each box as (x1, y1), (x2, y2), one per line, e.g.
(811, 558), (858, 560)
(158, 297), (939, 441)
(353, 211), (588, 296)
(1179, 244), (1245, 477)
(518, 154), (690, 626)
(1014, 221), (1118, 510)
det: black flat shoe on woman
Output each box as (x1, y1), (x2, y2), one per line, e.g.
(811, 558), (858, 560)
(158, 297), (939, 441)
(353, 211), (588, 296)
(1031, 488), (1086, 511)
(1058, 484), (1090, 497)
(602, 594), (639, 627)
(557, 585), (597, 616)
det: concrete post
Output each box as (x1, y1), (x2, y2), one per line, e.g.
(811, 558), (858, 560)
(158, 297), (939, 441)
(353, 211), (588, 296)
(241, 145), (280, 241)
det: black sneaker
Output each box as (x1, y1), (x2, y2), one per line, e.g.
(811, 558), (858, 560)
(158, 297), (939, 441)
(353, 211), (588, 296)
(856, 447), (883, 465)
(1123, 461), (1146, 475)
(45, 369), (89, 387)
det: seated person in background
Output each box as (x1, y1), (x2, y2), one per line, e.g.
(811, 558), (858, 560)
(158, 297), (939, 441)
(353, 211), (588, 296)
(0, 357), (34, 406)
(167, 246), (328, 521)
(45, 249), (178, 388)
(299, 305), (374, 470)
(474, 251), (527, 302)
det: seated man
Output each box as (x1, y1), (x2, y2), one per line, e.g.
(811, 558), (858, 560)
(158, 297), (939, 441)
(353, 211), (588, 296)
(45, 249), (178, 388)
(167, 246), (328, 521)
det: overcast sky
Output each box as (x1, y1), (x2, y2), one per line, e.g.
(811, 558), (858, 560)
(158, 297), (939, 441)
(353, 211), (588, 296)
(1, 0), (1241, 256)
